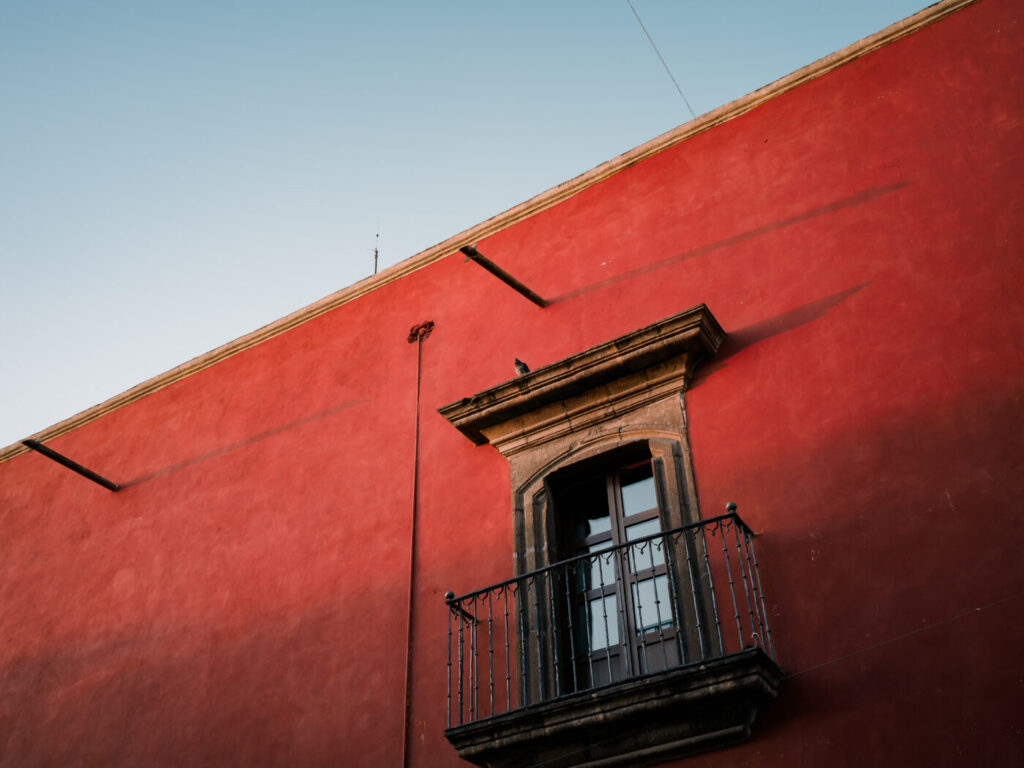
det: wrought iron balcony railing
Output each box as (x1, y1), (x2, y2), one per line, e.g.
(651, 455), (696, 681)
(444, 507), (776, 728)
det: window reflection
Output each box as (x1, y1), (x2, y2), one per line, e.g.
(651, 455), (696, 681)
(588, 594), (620, 650)
(575, 540), (616, 590)
(631, 575), (673, 632)
(625, 518), (666, 569)
(621, 474), (656, 515)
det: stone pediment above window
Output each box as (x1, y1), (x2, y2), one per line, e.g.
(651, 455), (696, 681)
(438, 304), (725, 456)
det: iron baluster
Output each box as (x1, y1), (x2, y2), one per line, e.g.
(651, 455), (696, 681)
(728, 518), (757, 648)
(532, 574), (546, 702)
(446, 593), (453, 728)
(502, 585), (512, 711)
(468, 596), (477, 721)
(487, 591), (494, 716)
(598, 551), (614, 684)
(631, 543), (650, 675)
(739, 527), (766, 651)
(746, 531), (776, 659)
(699, 518), (725, 655)
(562, 565), (579, 694)
(579, 560), (596, 690)
(615, 549), (630, 679)
(727, 507), (759, 649)
(548, 570), (562, 698)
(516, 581), (528, 708)
(718, 520), (744, 650)
(648, 535), (669, 671)
(457, 598), (465, 725)
(680, 526), (706, 661)
(664, 528), (688, 664)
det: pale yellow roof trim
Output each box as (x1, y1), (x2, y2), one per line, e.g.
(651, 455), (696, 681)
(0, 0), (975, 464)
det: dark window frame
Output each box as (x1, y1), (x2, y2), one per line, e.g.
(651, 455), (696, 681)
(514, 434), (721, 705)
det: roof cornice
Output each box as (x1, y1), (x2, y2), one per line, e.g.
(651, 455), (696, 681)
(0, 0), (976, 464)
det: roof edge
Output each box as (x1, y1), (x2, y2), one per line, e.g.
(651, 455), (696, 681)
(0, 0), (976, 464)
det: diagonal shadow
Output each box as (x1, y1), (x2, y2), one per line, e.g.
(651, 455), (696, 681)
(691, 282), (869, 385)
(548, 182), (910, 304)
(120, 397), (371, 487)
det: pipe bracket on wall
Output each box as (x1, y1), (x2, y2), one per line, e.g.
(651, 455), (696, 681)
(22, 439), (121, 491)
(460, 245), (549, 307)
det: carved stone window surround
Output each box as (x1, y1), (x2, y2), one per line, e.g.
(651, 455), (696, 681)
(438, 305), (782, 768)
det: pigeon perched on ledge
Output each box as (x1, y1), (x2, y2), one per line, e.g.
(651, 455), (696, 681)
(514, 358), (530, 376)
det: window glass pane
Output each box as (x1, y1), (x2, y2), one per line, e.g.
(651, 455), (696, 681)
(588, 594), (619, 650)
(579, 512), (612, 537)
(625, 518), (665, 568)
(621, 473), (657, 516)
(568, 477), (610, 539)
(576, 540), (615, 590)
(632, 575), (673, 632)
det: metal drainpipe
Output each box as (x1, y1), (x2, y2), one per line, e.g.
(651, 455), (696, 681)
(402, 320), (434, 768)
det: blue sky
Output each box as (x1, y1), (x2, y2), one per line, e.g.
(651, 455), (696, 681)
(0, 1), (928, 449)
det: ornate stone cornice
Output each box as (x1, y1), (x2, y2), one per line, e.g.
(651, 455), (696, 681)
(438, 305), (724, 451)
(0, 0), (975, 463)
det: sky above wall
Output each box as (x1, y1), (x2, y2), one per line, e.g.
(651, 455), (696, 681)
(0, 0), (928, 450)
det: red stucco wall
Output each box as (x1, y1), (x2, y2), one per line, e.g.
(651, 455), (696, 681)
(1, 0), (1021, 765)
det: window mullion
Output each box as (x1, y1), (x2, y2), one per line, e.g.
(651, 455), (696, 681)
(609, 472), (642, 676)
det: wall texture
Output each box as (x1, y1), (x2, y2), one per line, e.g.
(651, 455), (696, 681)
(1, 0), (1021, 765)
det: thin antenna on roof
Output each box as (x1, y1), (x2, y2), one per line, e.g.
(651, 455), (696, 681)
(625, 0), (698, 121)
(374, 226), (380, 275)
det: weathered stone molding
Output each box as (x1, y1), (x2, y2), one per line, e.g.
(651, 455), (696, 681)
(438, 304), (724, 453)
(445, 649), (783, 768)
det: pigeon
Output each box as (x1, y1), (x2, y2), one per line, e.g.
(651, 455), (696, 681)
(514, 358), (530, 376)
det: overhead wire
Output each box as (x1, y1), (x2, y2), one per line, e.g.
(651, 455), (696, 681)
(625, 0), (698, 120)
